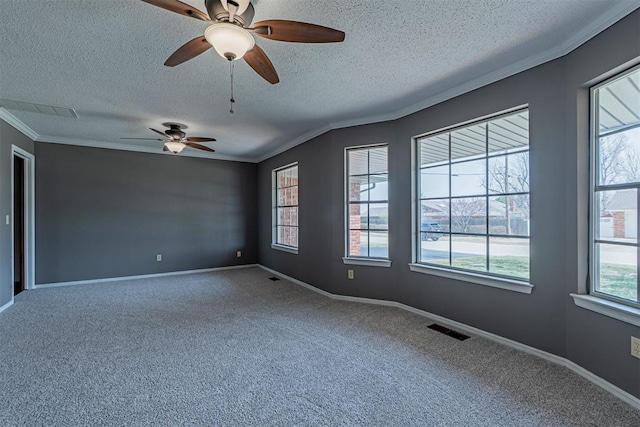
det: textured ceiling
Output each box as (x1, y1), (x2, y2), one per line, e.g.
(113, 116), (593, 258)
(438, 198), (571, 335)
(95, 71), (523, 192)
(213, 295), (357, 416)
(0, 0), (638, 162)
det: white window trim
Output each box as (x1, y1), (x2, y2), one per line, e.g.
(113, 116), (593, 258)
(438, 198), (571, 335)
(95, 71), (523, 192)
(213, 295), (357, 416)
(588, 63), (640, 311)
(344, 143), (391, 262)
(342, 257), (391, 267)
(570, 294), (640, 327)
(272, 162), (299, 251)
(411, 105), (532, 290)
(271, 243), (299, 255)
(409, 263), (533, 294)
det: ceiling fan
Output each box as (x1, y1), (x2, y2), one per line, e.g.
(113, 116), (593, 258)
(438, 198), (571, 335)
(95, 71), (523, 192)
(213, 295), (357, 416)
(122, 124), (216, 154)
(141, 0), (346, 85)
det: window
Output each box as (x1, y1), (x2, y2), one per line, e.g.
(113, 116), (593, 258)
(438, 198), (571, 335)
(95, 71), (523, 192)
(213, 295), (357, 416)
(591, 65), (639, 306)
(414, 108), (530, 282)
(345, 145), (389, 261)
(273, 163), (298, 251)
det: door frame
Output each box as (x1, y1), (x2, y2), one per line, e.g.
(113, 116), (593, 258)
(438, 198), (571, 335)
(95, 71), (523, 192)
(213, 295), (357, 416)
(11, 145), (35, 293)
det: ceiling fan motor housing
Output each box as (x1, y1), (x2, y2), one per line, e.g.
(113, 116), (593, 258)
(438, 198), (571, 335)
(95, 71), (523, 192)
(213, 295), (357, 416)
(165, 125), (186, 140)
(206, 0), (255, 26)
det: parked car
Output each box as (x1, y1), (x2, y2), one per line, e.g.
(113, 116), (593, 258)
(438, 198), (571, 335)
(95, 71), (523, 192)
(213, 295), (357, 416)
(421, 223), (442, 241)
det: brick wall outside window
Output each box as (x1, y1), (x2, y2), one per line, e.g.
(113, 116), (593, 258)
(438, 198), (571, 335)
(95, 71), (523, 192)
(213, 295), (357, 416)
(274, 164), (299, 248)
(349, 183), (362, 255)
(346, 145), (389, 258)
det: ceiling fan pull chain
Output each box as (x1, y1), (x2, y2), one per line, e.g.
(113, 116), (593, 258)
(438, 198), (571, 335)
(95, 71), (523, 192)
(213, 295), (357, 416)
(229, 58), (236, 114)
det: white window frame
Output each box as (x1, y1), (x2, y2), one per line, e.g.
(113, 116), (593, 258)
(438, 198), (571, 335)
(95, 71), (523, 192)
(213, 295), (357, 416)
(409, 106), (533, 294)
(343, 144), (391, 267)
(587, 64), (640, 310)
(271, 162), (299, 254)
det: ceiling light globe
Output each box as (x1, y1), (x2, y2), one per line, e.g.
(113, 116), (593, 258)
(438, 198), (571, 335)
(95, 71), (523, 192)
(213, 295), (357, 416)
(165, 141), (186, 153)
(205, 23), (255, 61)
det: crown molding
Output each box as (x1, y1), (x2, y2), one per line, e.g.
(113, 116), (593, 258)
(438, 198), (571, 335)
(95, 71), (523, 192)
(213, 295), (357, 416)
(0, 108), (39, 140)
(2, 2), (638, 164)
(256, 1), (640, 162)
(390, 0), (640, 122)
(253, 123), (332, 163)
(0, 109), (251, 162)
(35, 136), (250, 162)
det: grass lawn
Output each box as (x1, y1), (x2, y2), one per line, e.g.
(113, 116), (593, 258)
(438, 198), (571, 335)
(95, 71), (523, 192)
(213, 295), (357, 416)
(428, 256), (530, 280)
(431, 256), (638, 300)
(598, 263), (637, 301)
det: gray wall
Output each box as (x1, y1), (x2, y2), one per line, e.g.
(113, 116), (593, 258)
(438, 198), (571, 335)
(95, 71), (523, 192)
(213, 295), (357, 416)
(0, 120), (34, 308)
(258, 10), (640, 397)
(563, 10), (640, 399)
(35, 143), (257, 284)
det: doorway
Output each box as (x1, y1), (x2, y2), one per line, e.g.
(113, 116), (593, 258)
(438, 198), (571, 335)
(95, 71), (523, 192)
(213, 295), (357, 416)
(14, 156), (24, 295)
(12, 146), (35, 296)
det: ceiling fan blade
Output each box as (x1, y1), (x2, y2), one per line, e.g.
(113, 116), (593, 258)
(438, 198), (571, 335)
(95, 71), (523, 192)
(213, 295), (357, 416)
(140, 0), (210, 21)
(253, 20), (345, 43)
(164, 36), (212, 67)
(186, 137), (217, 143)
(150, 128), (169, 137)
(243, 45), (279, 84)
(186, 142), (215, 153)
(121, 138), (164, 141)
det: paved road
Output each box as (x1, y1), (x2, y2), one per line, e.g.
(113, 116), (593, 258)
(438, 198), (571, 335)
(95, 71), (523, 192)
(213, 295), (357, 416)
(420, 237), (635, 266)
(362, 236), (635, 266)
(364, 247), (471, 259)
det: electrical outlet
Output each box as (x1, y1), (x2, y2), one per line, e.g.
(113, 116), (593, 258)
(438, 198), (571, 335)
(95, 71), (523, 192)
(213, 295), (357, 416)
(632, 336), (640, 359)
(348, 270), (354, 279)
(236, 251), (242, 258)
(156, 254), (162, 262)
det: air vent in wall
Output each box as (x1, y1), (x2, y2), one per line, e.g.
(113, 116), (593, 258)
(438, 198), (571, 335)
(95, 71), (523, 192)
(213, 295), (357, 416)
(0, 98), (78, 118)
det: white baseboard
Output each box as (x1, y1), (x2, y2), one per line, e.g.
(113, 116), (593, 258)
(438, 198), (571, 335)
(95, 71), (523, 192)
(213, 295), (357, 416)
(0, 299), (14, 315)
(258, 264), (640, 410)
(35, 264), (259, 289)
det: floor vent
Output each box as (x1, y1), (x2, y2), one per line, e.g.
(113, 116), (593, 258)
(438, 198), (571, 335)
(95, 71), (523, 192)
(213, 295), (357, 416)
(428, 323), (470, 341)
(0, 98), (78, 118)
(268, 277), (280, 281)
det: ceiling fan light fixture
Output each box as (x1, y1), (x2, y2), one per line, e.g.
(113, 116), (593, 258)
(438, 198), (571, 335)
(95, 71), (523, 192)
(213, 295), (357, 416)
(165, 141), (186, 153)
(205, 22), (255, 61)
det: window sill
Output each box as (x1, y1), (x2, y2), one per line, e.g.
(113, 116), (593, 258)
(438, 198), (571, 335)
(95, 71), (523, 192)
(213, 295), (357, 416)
(570, 294), (640, 327)
(342, 257), (392, 268)
(271, 244), (298, 255)
(408, 263), (533, 294)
